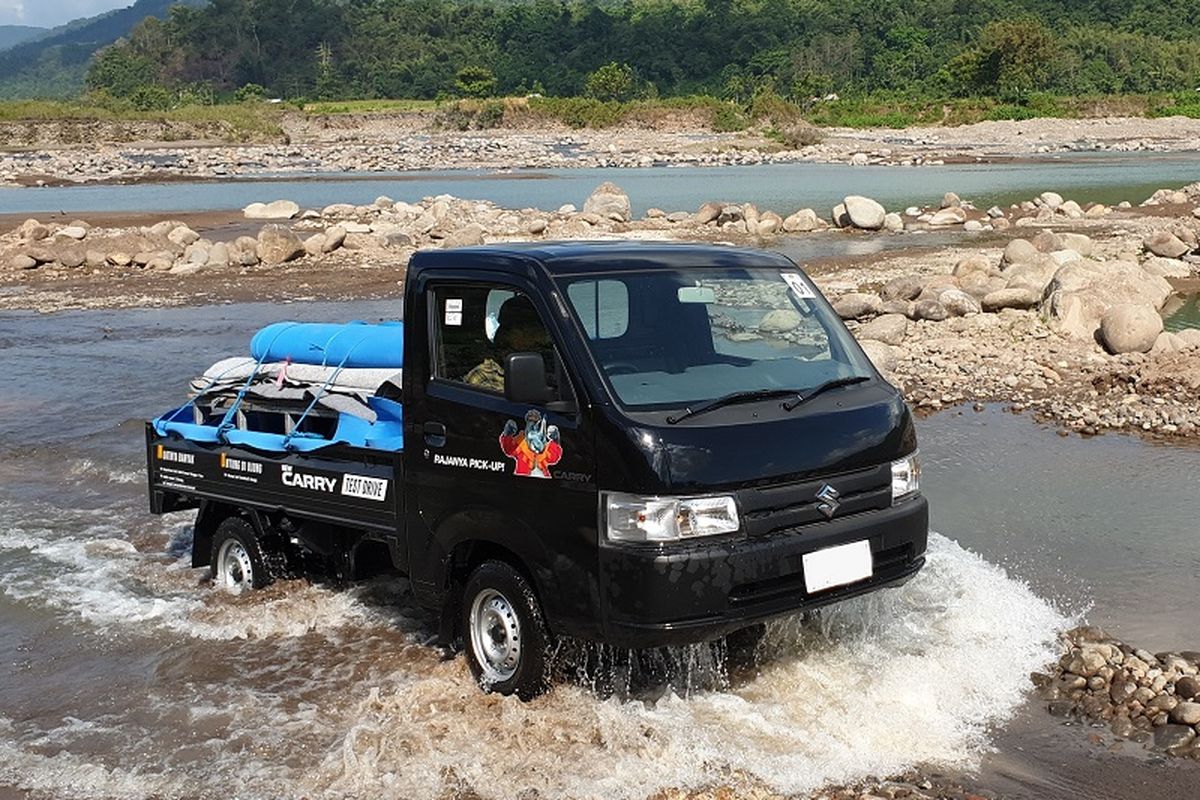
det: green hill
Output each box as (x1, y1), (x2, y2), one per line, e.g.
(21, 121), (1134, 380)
(0, 25), (46, 52)
(0, 1), (202, 99)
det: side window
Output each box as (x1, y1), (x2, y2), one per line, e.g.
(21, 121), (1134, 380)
(566, 279), (629, 339)
(432, 285), (561, 396)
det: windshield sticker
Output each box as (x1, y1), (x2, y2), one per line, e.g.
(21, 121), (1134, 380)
(782, 272), (816, 299)
(500, 410), (562, 479)
(445, 298), (463, 326)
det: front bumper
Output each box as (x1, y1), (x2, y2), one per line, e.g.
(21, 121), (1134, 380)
(596, 496), (928, 648)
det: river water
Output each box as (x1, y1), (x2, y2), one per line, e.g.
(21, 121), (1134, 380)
(1, 300), (1197, 799)
(1, 153), (1198, 216)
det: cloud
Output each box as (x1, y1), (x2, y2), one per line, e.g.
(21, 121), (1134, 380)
(0, 1), (27, 24)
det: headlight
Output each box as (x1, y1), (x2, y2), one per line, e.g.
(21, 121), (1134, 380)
(604, 492), (740, 542)
(891, 452), (921, 503)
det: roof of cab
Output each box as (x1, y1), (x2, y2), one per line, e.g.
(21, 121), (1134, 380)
(408, 240), (799, 276)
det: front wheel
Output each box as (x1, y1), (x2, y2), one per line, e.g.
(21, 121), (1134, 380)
(462, 560), (552, 700)
(210, 516), (273, 592)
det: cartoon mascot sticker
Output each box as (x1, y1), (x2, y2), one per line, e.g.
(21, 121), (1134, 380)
(500, 410), (562, 478)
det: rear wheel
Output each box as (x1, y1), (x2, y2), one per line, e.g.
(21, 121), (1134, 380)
(210, 516), (273, 592)
(462, 560), (552, 700)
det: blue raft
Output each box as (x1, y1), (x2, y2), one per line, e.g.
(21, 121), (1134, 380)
(154, 321), (405, 453)
(250, 321), (404, 368)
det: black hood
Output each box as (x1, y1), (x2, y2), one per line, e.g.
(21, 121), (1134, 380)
(598, 382), (915, 494)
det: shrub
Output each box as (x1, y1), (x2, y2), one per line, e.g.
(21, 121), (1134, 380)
(129, 85), (172, 112)
(585, 63), (635, 102)
(235, 83), (268, 102)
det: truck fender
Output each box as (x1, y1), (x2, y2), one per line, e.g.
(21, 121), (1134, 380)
(427, 507), (562, 639)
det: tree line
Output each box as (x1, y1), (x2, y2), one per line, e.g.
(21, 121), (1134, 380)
(85, 0), (1200, 108)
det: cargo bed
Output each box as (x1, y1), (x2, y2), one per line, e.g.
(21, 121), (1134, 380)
(146, 425), (402, 533)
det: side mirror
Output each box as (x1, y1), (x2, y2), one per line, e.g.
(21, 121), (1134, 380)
(504, 352), (552, 405)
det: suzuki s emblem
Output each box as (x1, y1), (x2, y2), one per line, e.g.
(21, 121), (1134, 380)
(816, 484), (841, 518)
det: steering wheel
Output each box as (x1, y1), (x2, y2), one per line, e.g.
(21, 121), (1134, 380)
(603, 361), (640, 376)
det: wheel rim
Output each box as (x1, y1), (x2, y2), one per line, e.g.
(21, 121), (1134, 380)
(216, 539), (255, 591)
(469, 588), (521, 684)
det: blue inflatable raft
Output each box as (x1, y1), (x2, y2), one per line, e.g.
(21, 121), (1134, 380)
(153, 321), (405, 453)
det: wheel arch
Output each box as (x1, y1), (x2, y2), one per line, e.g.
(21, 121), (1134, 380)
(191, 500), (271, 569)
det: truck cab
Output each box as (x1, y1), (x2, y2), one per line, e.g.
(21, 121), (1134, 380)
(148, 241), (927, 699)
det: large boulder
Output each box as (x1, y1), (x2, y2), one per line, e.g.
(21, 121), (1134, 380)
(583, 182), (631, 222)
(832, 292), (883, 320)
(1041, 260), (1172, 340)
(322, 224), (347, 253)
(1099, 304), (1163, 354)
(1142, 257), (1192, 278)
(16, 219), (48, 241)
(1003, 255), (1059, 294)
(1144, 230), (1190, 258)
(881, 275), (924, 302)
(1001, 238), (1040, 267)
(167, 225), (200, 247)
(831, 203), (850, 228)
(939, 288), (982, 317)
(858, 340), (899, 373)
(911, 299), (949, 321)
(927, 207), (966, 226)
(442, 223), (486, 249)
(982, 287), (1041, 311)
(953, 254), (998, 278)
(244, 200), (301, 220)
(843, 195), (886, 230)
(1031, 230), (1063, 253)
(696, 201), (723, 225)
(782, 208), (820, 232)
(1059, 233), (1094, 257)
(256, 225), (305, 264)
(856, 314), (908, 345)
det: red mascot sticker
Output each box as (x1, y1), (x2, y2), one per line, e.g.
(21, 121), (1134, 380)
(499, 410), (562, 478)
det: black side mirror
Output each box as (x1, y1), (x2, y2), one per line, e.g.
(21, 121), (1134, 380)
(504, 352), (552, 405)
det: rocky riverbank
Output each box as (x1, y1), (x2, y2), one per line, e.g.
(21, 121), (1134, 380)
(2, 179), (1199, 442)
(3, 114), (1200, 187)
(1036, 627), (1200, 759)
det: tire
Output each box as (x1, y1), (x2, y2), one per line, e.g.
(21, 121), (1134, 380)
(210, 516), (273, 592)
(462, 560), (553, 700)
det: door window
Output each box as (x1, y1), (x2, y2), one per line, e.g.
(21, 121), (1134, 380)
(431, 285), (563, 398)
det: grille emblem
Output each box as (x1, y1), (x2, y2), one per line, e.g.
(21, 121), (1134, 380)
(816, 484), (841, 518)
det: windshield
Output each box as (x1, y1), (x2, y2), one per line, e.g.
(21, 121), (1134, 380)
(558, 267), (874, 410)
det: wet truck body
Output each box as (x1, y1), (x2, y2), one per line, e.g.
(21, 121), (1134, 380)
(147, 241), (928, 697)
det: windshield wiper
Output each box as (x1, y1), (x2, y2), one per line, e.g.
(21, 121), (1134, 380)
(666, 388), (803, 425)
(781, 376), (871, 412)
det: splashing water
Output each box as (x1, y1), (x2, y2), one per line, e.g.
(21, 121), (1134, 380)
(0, 488), (1069, 800)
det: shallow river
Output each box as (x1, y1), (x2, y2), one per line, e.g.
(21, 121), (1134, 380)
(1, 153), (1198, 216)
(1, 300), (1197, 799)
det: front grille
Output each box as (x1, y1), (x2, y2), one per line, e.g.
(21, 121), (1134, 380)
(737, 464), (892, 536)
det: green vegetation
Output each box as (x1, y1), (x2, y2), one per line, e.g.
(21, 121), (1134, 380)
(3, 0), (1199, 131)
(0, 97), (284, 140)
(79, 0), (1200, 106)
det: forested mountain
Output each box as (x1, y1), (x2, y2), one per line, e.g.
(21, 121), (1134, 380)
(0, 25), (46, 52)
(34, 0), (1200, 103)
(0, 0), (203, 98)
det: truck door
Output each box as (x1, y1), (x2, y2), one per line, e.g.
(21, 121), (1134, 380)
(405, 276), (598, 633)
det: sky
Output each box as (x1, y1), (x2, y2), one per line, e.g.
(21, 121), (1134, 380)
(0, 0), (132, 29)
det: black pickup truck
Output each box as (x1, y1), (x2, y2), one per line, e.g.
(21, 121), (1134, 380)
(147, 241), (927, 698)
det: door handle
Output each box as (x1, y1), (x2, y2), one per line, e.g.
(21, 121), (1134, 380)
(423, 421), (447, 448)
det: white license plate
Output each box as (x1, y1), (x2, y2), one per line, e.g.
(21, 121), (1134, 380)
(802, 540), (873, 594)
